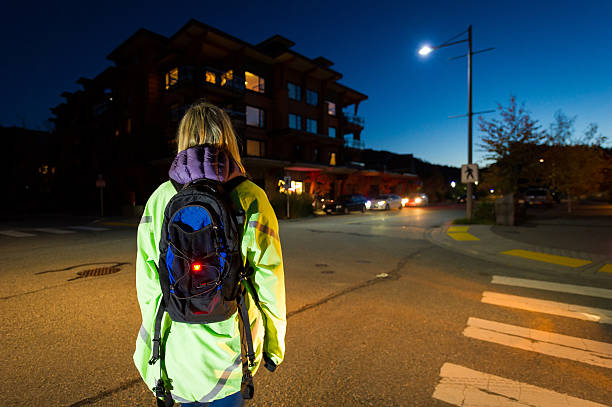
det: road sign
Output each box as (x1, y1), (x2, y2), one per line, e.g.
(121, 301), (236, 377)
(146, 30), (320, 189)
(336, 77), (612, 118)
(461, 164), (478, 184)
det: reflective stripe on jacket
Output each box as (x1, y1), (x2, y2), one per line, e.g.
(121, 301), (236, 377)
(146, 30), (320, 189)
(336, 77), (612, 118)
(133, 179), (286, 403)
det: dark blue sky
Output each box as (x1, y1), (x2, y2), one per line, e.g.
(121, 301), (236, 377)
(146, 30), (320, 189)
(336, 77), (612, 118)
(2, 0), (611, 167)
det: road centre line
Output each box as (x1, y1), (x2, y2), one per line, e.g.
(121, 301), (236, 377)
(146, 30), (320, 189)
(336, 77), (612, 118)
(599, 264), (612, 274)
(491, 275), (612, 299)
(501, 249), (591, 268)
(432, 363), (608, 407)
(69, 226), (110, 232)
(463, 317), (612, 369)
(99, 221), (139, 227)
(0, 230), (36, 237)
(482, 291), (612, 324)
(32, 228), (76, 234)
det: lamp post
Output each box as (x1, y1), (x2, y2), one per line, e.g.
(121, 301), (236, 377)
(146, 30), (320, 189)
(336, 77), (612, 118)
(419, 26), (493, 220)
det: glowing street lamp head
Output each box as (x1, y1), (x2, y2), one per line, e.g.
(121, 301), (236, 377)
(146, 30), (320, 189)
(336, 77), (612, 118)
(419, 45), (434, 56)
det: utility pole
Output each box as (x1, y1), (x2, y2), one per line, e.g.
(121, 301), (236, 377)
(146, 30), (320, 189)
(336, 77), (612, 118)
(418, 26), (494, 222)
(467, 25), (473, 220)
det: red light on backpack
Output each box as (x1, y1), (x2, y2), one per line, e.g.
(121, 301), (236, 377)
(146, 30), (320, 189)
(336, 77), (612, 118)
(192, 263), (202, 272)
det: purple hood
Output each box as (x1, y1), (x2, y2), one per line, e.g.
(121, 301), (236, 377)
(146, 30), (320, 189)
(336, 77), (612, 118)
(169, 145), (243, 184)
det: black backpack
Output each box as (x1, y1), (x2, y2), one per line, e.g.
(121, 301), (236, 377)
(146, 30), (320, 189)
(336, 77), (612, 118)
(148, 176), (257, 406)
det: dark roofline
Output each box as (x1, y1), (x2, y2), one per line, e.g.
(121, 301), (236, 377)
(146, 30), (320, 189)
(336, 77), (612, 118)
(313, 56), (334, 67)
(171, 19), (344, 79)
(107, 28), (168, 61)
(256, 34), (295, 49)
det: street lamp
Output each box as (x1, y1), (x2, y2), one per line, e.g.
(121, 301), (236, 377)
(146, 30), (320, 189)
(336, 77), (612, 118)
(419, 26), (494, 220)
(418, 45), (433, 56)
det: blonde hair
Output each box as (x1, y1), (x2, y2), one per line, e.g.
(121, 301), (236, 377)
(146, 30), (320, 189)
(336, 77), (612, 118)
(176, 101), (246, 173)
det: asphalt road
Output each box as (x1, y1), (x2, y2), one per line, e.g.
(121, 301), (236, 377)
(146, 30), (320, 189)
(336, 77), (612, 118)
(1, 206), (611, 406)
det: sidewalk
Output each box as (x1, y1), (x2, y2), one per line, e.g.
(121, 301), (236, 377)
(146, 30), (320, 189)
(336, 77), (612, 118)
(427, 223), (612, 279)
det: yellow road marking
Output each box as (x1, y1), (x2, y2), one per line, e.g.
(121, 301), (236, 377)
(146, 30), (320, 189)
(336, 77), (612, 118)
(448, 232), (480, 241)
(598, 264), (612, 274)
(501, 249), (591, 268)
(448, 226), (469, 232)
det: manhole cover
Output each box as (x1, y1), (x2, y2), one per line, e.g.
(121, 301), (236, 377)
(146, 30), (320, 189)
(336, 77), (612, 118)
(321, 270), (335, 274)
(70, 267), (121, 280)
(315, 263), (329, 267)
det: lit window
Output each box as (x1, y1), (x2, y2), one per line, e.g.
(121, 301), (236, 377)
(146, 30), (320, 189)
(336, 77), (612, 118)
(221, 70), (234, 86)
(329, 152), (336, 166)
(245, 72), (265, 93)
(246, 139), (265, 157)
(246, 106), (264, 127)
(288, 82), (301, 100)
(205, 71), (216, 84)
(329, 127), (336, 138)
(306, 118), (317, 134)
(289, 113), (302, 130)
(327, 101), (336, 116)
(306, 90), (318, 106)
(165, 68), (178, 90)
(290, 181), (303, 194)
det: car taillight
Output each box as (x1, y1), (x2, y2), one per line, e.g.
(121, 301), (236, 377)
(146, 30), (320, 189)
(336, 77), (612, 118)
(192, 263), (202, 272)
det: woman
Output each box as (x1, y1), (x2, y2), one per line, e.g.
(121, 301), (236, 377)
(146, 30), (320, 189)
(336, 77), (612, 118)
(134, 101), (286, 406)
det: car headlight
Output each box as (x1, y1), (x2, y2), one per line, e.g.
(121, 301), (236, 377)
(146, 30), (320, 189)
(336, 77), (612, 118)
(378, 200), (386, 206)
(401, 198), (409, 206)
(365, 200), (371, 209)
(414, 197), (422, 204)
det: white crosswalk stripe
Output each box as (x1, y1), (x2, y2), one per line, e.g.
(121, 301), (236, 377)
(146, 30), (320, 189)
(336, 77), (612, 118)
(0, 230), (36, 237)
(492, 275), (612, 300)
(433, 363), (609, 407)
(482, 291), (612, 324)
(463, 317), (612, 369)
(31, 228), (76, 234)
(432, 276), (612, 405)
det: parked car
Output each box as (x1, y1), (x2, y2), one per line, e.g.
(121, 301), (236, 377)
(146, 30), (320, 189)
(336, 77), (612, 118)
(323, 194), (368, 214)
(402, 193), (429, 207)
(524, 188), (553, 208)
(456, 194), (476, 203)
(370, 194), (403, 210)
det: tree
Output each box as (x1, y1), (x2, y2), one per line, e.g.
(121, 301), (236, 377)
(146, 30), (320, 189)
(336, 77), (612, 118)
(543, 111), (608, 212)
(478, 96), (547, 193)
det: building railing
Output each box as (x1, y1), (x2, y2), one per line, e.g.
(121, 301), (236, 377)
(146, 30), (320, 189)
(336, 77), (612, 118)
(344, 138), (365, 150)
(342, 111), (365, 126)
(203, 67), (245, 91)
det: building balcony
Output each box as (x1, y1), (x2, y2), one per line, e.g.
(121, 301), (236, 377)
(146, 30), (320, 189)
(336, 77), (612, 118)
(342, 111), (365, 127)
(344, 138), (365, 150)
(203, 67), (245, 92)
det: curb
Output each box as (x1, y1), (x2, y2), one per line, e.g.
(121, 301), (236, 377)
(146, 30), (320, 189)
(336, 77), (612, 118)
(426, 224), (612, 281)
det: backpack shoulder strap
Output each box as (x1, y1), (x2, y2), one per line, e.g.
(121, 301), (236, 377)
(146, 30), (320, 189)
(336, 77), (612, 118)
(169, 178), (183, 193)
(223, 176), (247, 192)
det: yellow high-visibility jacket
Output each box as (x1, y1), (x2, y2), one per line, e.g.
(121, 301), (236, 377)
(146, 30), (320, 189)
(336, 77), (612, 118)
(133, 179), (286, 404)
